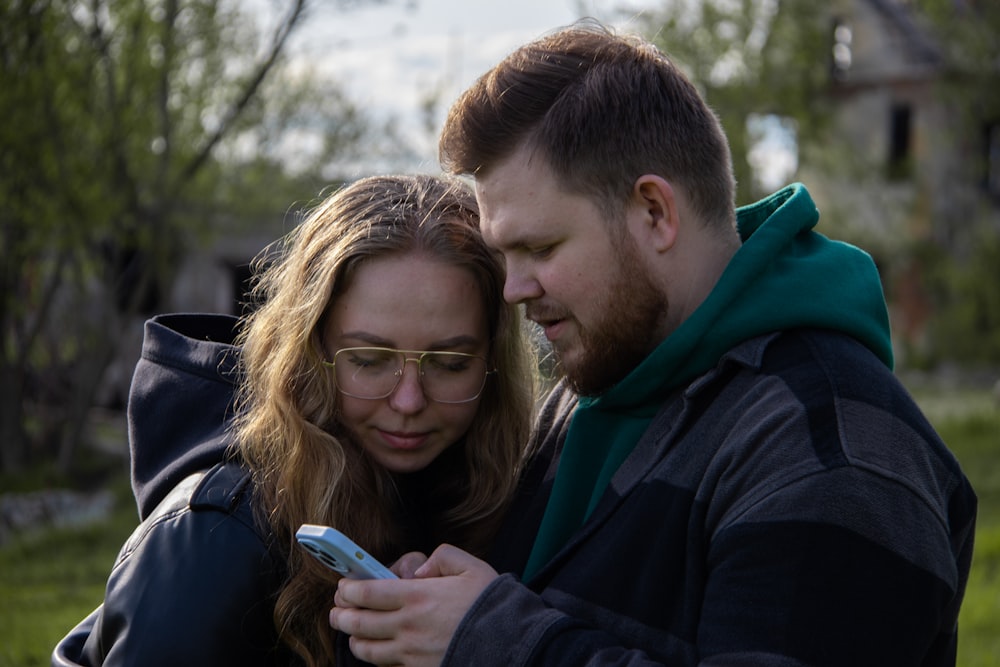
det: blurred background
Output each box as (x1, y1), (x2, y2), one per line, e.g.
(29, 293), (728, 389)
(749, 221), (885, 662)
(1, 0), (998, 665)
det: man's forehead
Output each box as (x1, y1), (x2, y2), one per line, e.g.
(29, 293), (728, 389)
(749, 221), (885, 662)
(472, 144), (570, 246)
(473, 178), (510, 243)
(475, 183), (539, 248)
(474, 193), (507, 249)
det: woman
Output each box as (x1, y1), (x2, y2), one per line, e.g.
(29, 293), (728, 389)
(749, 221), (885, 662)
(52, 174), (536, 667)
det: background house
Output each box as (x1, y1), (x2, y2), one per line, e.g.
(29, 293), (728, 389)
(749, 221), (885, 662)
(805, 0), (1000, 367)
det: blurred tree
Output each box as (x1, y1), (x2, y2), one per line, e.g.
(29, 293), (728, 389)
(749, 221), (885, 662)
(617, 0), (1000, 369)
(906, 0), (1000, 366)
(614, 0), (834, 203)
(0, 0), (389, 474)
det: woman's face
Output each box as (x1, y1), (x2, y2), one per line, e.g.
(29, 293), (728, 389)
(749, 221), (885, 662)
(322, 253), (490, 474)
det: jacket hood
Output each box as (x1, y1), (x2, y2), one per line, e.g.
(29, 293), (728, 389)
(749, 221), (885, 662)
(588, 182), (893, 412)
(127, 313), (241, 519)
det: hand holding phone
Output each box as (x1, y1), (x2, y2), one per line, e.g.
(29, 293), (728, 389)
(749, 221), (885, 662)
(295, 524), (398, 580)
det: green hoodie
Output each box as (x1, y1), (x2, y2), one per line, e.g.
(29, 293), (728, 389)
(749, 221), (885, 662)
(522, 183), (893, 580)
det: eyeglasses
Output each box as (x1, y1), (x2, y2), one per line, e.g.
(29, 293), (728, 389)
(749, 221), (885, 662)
(324, 347), (494, 404)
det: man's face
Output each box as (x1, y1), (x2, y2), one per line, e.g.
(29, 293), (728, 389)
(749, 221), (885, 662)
(476, 145), (666, 396)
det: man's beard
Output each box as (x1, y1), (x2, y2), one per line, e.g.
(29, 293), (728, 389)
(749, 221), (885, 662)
(556, 237), (667, 397)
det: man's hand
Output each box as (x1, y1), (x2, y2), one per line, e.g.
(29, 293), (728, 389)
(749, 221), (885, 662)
(330, 544), (499, 667)
(390, 551), (429, 579)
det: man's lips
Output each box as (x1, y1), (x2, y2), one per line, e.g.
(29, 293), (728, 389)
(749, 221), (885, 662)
(538, 319), (566, 341)
(526, 306), (569, 341)
(379, 430), (429, 450)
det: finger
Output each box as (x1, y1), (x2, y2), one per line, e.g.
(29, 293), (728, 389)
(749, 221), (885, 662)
(333, 585), (352, 609)
(329, 606), (395, 640)
(391, 551), (429, 579)
(348, 634), (405, 667)
(336, 578), (405, 611)
(414, 543), (486, 578)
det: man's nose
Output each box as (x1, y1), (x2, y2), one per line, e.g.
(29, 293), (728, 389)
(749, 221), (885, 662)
(503, 258), (543, 304)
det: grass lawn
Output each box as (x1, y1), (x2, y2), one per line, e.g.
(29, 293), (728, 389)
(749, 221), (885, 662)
(1, 387), (998, 666)
(0, 474), (137, 667)
(932, 407), (1000, 666)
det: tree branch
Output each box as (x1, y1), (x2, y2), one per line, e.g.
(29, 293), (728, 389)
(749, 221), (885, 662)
(155, 0), (180, 195)
(177, 0), (309, 188)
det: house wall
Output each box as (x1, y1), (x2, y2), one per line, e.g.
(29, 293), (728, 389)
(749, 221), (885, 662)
(803, 0), (998, 364)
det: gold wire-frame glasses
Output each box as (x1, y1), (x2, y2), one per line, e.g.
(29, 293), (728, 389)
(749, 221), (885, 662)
(323, 346), (494, 404)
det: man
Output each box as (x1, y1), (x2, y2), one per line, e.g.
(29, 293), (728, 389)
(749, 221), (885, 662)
(330, 21), (976, 666)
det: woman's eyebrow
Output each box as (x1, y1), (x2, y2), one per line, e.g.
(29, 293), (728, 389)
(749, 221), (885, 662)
(337, 332), (483, 350)
(338, 331), (394, 347)
(424, 335), (483, 351)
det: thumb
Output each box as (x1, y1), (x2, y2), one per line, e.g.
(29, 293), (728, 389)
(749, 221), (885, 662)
(391, 551), (429, 579)
(414, 544), (484, 578)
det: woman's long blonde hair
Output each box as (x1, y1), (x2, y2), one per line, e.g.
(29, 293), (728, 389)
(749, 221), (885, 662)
(232, 174), (535, 666)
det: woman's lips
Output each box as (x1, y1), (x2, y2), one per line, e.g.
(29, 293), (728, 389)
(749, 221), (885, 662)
(379, 431), (429, 450)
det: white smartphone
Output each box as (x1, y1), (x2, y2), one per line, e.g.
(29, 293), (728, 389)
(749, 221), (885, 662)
(295, 524), (398, 580)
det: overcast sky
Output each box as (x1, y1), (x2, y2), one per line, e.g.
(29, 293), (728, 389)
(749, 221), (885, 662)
(252, 1), (793, 185)
(278, 0), (659, 172)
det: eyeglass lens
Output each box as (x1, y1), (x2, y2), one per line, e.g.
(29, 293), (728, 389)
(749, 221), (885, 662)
(333, 347), (488, 403)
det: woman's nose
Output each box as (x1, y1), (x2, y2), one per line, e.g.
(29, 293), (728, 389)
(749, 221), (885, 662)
(388, 359), (428, 413)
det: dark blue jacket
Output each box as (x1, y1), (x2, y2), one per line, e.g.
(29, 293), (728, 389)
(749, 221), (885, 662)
(51, 314), (297, 666)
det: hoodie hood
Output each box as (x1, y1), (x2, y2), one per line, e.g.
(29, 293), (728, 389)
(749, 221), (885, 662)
(127, 314), (241, 519)
(588, 182), (893, 412)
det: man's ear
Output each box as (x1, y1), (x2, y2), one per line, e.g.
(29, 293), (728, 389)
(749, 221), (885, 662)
(632, 175), (679, 253)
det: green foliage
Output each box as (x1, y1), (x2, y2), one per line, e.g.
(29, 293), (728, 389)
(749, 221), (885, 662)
(915, 0), (1000, 94)
(623, 0), (834, 201)
(917, 230), (1000, 366)
(0, 0), (378, 474)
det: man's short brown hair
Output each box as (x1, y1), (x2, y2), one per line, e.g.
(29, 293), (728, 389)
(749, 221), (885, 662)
(439, 20), (736, 229)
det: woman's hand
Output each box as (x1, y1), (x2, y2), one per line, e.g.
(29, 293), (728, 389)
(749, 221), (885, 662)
(330, 544), (498, 667)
